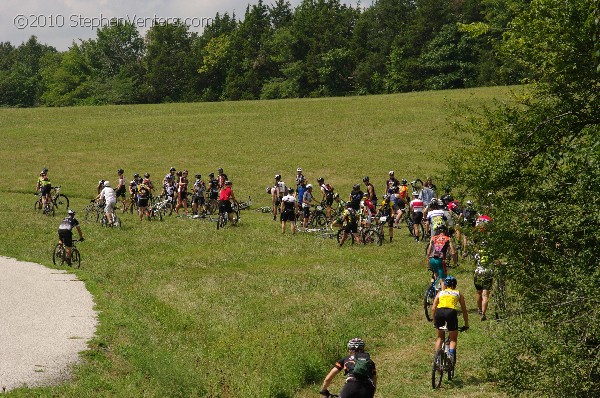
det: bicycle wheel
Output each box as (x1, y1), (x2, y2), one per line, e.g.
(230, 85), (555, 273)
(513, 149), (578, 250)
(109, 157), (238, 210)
(34, 199), (42, 212)
(362, 228), (376, 245)
(314, 212), (327, 227)
(336, 229), (354, 246)
(424, 285), (436, 322)
(72, 248), (81, 268)
(231, 210), (240, 225)
(432, 352), (444, 389)
(112, 215), (122, 227)
(216, 213), (225, 230)
(54, 194), (69, 209)
(53, 243), (65, 265)
(45, 204), (55, 217)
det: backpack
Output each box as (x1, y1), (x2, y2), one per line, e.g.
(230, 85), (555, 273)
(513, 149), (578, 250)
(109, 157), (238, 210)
(347, 352), (374, 380)
(431, 235), (450, 258)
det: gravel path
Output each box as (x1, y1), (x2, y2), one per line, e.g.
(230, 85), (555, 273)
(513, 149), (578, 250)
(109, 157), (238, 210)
(0, 257), (98, 392)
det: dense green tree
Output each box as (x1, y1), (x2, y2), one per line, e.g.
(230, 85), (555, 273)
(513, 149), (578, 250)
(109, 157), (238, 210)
(450, 1), (600, 396)
(141, 21), (199, 102)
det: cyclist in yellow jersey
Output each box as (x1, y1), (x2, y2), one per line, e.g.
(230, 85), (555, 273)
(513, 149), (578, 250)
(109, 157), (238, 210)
(432, 275), (469, 365)
(377, 195), (395, 242)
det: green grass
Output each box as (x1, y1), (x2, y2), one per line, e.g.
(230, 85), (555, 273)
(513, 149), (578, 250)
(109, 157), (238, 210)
(0, 87), (516, 397)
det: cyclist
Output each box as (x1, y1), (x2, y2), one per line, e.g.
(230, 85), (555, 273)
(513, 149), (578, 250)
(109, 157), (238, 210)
(192, 174), (206, 216)
(271, 174), (286, 221)
(377, 194), (395, 242)
(57, 209), (84, 266)
(218, 180), (238, 224)
(362, 176), (377, 208)
(296, 178), (307, 223)
(36, 169), (52, 209)
(301, 184), (314, 229)
(432, 275), (469, 365)
(361, 193), (375, 227)
(319, 337), (376, 398)
(317, 177), (335, 220)
(295, 167), (305, 190)
(116, 169), (127, 213)
(426, 225), (457, 289)
(280, 188), (297, 235)
(137, 178), (152, 221)
(217, 167), (228, 189)
(426, 199), (448, 237)
(128, 173), (140, 212)
(143, 173), (154, 197)
(163, 167), (176, 187)
(96, 179), (105, 195)
(441, 187), (454, 206)
(419, 181), (435, 209)
(386, 171), (400, 193)
(409, 191), (424, 241)
(349, 184), (364, 211)
(399, 179), (409, 204)
(175, 170), (189, 215)
(163, 174), (176, 207)
(473, 242), (495, 321)
(207, 172), (219, 202)
(388, 186), (405, 228)
(339, 202), (359, 246)
(97, 181), (117, 225)
(457, 200), (478, 256)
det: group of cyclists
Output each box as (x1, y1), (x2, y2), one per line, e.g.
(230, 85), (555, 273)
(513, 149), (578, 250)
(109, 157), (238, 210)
(39, 164), (494, 396)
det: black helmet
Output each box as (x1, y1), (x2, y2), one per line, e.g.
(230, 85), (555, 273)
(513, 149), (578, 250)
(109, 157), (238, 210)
(144, 173), (150, 178)
(353, 184), (360, 190)
(67, 209), (75, 216)
(401, 179), (407, 185)
(170, 167), (176, 172)
(218, 168), (224, 173)
(209, 172), (214, 177)
(117, 168), (124, 174)
(195, 174), (201, 179)
(362, 176), (369, 182)
(133, 173), (139, 178)
(275, 174), (281, 180)
(317, 177), (324, 183)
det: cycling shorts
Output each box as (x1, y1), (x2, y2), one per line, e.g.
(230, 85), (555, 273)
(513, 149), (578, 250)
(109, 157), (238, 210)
(116, 187), (126, 198)
(434, 308), (458, 331)
(192, 194), (205, 205)
(58, 229), (74, 247)
(344, 221), (358, 233)
(281, 209), (295, 222)
(41, 185), (52, 196)
(219, 200), (233, 214)
(340, 379), (375, 398)
(104, 200), (116, 213)
(412, 212), (423, 224)
(429, 257), (447, 281)
(137, 198), (149, 208)
(325, 193), (334, 206)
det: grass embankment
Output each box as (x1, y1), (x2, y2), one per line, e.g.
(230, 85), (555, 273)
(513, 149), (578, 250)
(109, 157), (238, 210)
(0, 87), (514, 397)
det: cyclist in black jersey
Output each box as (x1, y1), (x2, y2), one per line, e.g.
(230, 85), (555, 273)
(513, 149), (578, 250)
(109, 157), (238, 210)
(320, 338), (376, 398)
(280, 188), (297, 234)
(363, 176), (377, 208)
(58, 209), (84, 266)
(208, 173), (219, 201)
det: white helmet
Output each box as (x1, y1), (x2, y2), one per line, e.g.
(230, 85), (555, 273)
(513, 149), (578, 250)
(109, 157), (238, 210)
(306, 184), (313, 189)
(297, 167), (302, 172)
(104, 181), (110, 187)
(388, 170), (394, 176)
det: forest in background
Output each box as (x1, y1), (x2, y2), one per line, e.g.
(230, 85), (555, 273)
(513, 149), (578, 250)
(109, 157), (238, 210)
(1, 0), (529, 106)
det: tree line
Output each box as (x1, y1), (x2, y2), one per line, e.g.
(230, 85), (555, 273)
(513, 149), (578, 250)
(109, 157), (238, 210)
(1, 0), (525, 107)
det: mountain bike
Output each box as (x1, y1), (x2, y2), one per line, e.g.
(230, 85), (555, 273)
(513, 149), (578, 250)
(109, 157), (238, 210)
(83, 200), (103, 222)
(100, 206), (122, 227)
(53, 239), (82, 268)
(215, 202), (239, 230)
(307, 203), (328, 228)
(361, 224), (383, 246)
(35, 185), (69, 213)
(424, 271), (442, 322)
(34, 194), (55, 216)
(432, 325), (467, 388)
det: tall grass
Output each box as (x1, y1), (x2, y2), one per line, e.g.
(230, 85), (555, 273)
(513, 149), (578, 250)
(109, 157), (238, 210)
(0, 87), (514, 397)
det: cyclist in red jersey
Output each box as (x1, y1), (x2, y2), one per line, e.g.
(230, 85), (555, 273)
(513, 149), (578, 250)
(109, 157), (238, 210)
(218, 180), (238, 223)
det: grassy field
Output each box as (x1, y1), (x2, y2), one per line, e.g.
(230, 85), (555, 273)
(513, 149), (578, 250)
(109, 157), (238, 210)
(0, 87), (516, 397)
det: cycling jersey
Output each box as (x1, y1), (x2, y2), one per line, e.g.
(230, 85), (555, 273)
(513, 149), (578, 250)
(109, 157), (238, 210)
(438, 288), (460, 309)
(100, 187), (117, 204)
(178, 177), (188, 193)
(58, 216), (79, 231)
(219, 186), (232, 201)
(410, 198), (424, 213)
(281, 194), (296, 210)
(217, 174), (228, 188)
(129, 179), (138, 195)
(428, 209), (447, 233)
(349, 190), (363, 210)
(419, 187), (434, 206)
(399, 185), (408, 201)
(164, 183), (176, 198)
(194, 180), (206, 195)
(302, 190), (313, 208)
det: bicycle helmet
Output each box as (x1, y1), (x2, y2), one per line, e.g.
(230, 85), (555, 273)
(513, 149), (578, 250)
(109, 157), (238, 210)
(42, 167), (48, 173)
(347, 337), (365, 351)
(170, 167), (176, 172)
(363, 192), (369, 198)
(275, 174), (281, 180)
(209, 172), (214, 177)
(444, 275), (457, 288)
(363, 176), (369, 182)
(389, 170), (394, 176)
(297, 167), (302, 172)
(401, 179), (407, 185)
(306, 184), (313, 189)
(217, 168), (224, 173)
(144, 173), (150, 178)
(353, 184), (360, 190)
(104, 181), (110, 187)
(466, 200), (473, 206)
(133, 173), (139, 178)
(225, 180), (232, 185)
(288, 188), (294, 194)
(117, 169), (124, 174)
(317, 177), (324, 184)
(67, 209), (75, 216)
(412, 191), (419, 197)
(195, 174), (201, 179)
(98, 179), (105, 185)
